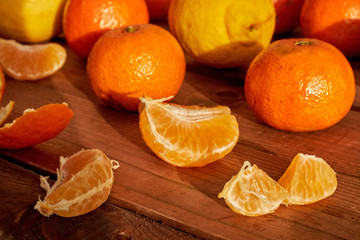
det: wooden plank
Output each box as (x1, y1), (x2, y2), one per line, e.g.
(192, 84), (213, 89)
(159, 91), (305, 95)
(0, 158), (199, 240)
(0, 41), (359, 239)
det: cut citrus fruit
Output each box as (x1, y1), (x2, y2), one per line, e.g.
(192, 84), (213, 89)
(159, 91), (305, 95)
(278, 153), (337, 205)
(0, 38), (66, 80)
(139, 97), (239, 167)
(0, 103), (74, 149)
(34, 149), (120, 217)
(218, 161), (289, 216)
(0, 100), (14, 126)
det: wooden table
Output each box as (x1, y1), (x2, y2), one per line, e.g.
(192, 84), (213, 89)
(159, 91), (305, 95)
(0, 35), (359, 239)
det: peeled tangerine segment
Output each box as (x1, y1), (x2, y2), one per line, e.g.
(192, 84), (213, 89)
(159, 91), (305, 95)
(278, 153), (337, 205)
(0, 38), (66, 80)
(218, 161), (289, 217)
(34, 149), (120, 217)
(138, 96), (239, 167)
(0, 103), (74, 149)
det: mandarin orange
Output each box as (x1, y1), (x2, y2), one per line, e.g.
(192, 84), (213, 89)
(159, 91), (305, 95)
(139, 97), (239, 167)
(0, 64), (4, 103)
(63, 0), (149, 59)
(244, 38), (355, 132)
(0, 103), (74, 149)
(145, 0), (172, 21)
(87, 24), (185, 112)
(272, 0), (305, 34)
(0, 38), (66, 80)
(35, 149), (120, 217)
(0, 101), (14, 126)
(278, 153), (337, 205)
(218, 161), (289, 216)
(301, 0), (360, 58)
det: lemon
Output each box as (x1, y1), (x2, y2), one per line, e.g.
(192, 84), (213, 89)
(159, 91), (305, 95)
(168, 0), (276, 69)
(0, 0), (66, 43)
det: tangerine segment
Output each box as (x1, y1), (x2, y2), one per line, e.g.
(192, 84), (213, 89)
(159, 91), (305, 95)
(0, 103), (74, 149)
(218, 161), (289, 217)
(139, 97), (239, 167)
(0, 38), (66, 80)
(278, 153), (337, 205)
(34, 149), (120, 217)
(0, 101), (14, 126)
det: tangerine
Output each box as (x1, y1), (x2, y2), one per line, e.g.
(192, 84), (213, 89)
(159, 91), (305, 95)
(35, 149), (120, 217)
(218, 161), (289, 216)
(244, 38), (355, 132)
(300, 0), (360, 58)
(63, 0), (149, 59)
(145, 0), (171, 21)
(139, 97), (239, 167)
(87, 24), (185, 112)
(0, 64), (4, 103)
(278, 153), (337, 205)
(272, 0), (305, 34)
(0, 38), (66, 81)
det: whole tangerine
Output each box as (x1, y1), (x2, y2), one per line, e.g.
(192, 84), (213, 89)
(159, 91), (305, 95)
(244, 38), (355, 132)
(272, 0), (305, 34)
(145, 0), (172, 21)
(87, 24), (186, 112)
(63, 0), (149, 59)
(300, 0), (360, 58)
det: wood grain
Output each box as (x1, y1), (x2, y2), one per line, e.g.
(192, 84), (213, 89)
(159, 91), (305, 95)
(0, 39), (359, 239)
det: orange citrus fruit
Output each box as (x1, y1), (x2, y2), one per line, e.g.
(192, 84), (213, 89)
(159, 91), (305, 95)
(278, 153), (337, 205)
(300, 0), (360, 58)
(138, 97), (239, 167)
(87, 24), (185, 112)
(0, 38), (66, 81)
(218, 161), (289, 216)
(145, 0), (171, 21)
(34, 149), (120, 217)
(272, 0), (305, 34)
(168, 0), (275, 68)
(0, 103), (74, 149)
(63, 0), (149, 59)
(0, 101), (14, 126)
(0, 64), (5, 103)
(244, 38), (355, 132)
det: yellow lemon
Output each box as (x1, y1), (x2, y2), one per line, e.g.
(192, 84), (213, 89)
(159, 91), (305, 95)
(168, 0), (276, 69)
(0, 0), (66, 43)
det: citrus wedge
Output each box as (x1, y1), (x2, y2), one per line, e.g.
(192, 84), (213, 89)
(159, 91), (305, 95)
(34, 149), (120, 217)
(218, 161), (289, 216)
(0, 38), (66, 80)
(278, 153), (337, 205)
(138, 96), (239, 167)
(0, 103), (74, 149)
(0, 100), (14, 126)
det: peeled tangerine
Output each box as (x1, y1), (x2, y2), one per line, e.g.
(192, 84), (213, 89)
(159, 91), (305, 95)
(219, 154), (337, 217)
(218, 161), (289, 216)
(34, 149), (120, 217)
(139, 96), (239, 167)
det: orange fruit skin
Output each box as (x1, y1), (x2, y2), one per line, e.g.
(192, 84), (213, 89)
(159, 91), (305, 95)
(0, 103), (74, 149)
(145, 0), (171, 21)
(272, 0), (305, 34)
(244, 38), (355, 132)
(63, 0), (149, 59)
(300, 0), (360, 58)
(87, 24), (186, 112)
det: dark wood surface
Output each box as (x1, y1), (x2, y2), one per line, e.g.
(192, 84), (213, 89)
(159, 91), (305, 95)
(0, 36), (359, 239)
